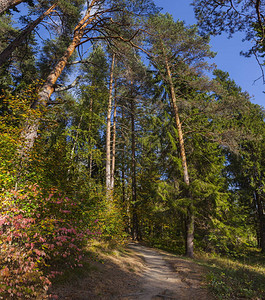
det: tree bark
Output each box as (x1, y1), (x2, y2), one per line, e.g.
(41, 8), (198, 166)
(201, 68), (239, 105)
(89, 98), (93, 177)
(185, 205), (194, 257)
(70, 114), (83, 161)
(110, 86), (117, 190)
(0, 0), (25, 15)
(163, 52), (189, 186)
(66, 114), (83, 179)
(131, 89), (139, 240)
(121, 105), (126, 204)
(0, 3), (57, 67)
(162, 44), (194, 258)
(19, 0), (99, 156)
(106, 53), (115, 197)
(255, 191), (265, 253)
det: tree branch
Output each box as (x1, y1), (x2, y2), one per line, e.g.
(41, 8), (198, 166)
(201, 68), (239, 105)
(54, 75), (83, 92)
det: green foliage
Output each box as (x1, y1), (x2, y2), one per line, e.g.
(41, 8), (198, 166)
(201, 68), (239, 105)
(0, 81), (43, 190)
(198, 252), (265, 299)
(38, 36), (75, 81)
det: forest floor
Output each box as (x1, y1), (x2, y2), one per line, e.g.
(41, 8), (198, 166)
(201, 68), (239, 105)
(49, 242), (214, 300)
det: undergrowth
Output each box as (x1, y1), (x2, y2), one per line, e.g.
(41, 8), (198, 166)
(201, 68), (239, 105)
(196, 250), (265, 299)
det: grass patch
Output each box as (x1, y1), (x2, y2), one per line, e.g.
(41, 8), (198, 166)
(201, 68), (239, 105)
(196, 250), (265, 299)
(87, 238), (128, 254)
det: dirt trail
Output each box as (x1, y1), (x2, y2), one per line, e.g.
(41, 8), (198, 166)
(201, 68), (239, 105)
(122, 243), (213, 300)
(50, 242), (214, 300)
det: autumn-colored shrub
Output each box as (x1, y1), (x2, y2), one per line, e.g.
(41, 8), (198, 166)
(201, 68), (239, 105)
(0, 185), (98, 299)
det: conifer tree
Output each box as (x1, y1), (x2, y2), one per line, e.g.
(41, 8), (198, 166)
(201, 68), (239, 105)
(18, 0), (156, 156)
(145, 13), (214, 257)
(214, 70), (265, 252)
(192, 0), (265, 79)
(106, 53), (116, 198)
(0, 3), (57, 67)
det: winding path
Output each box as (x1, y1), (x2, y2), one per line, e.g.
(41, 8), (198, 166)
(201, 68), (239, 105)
(123, 243), (212, 300)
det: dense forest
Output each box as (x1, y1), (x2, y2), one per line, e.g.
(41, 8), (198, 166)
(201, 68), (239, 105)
(0, 0), (265, 298)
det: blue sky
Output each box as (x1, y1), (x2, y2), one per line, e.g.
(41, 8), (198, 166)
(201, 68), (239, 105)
(154, 0), (264, 107)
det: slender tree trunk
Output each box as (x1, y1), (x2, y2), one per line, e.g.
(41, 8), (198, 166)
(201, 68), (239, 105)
(0, 0), (24, 15)
(121, 106), (126, 204)
(70, 114), (83, 161)
(163, 55), (189, 186)
(106, 53), (115, 197)
(162, 45), (194, 258)
(121, 104), (129, 232)
(110, 88), (117, 190)
(255, 191), (265, 253)
(131, 92), (139, 240)
(19, 0), (99, 156)
(0, 3), (57, 67)
(89, 98), (93, 177)
(66, 114), (83, 179)
(185, 205), (194, 257)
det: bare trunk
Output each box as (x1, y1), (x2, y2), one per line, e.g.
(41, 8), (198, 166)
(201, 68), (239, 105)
(19, 118), (39, 159)
(255, 191), (265, 253)
(110, 89), (117, 190)
(185, 205), (194, 257)
(0, 3), (57, 67)
(70, 114), (83, 161)
(163, 54), (189, 186)
(89, 98), (93, 177)
(162, 45), (194, 258)
(0, 0), (24, 15)
(19, 0), (98, 155)
(106, 53), (115, 197)
(65, 114), (83, 179)
(131, 92), (139, 240)
(121, 106), (126, 203)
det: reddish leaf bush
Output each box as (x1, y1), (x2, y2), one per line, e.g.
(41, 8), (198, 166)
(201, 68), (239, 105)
(0, 185), (97, 299)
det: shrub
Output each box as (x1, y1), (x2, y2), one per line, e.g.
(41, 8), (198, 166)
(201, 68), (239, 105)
(0, 185), (97, 299)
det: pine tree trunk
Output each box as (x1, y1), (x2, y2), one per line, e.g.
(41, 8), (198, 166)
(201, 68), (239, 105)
(0, 3), (57, 67)
(70, 114), (83, 161)
(162, 45), (194, 258)
(110, 89), (117, 190)
(121, 106), (126, 204)
(89, 98), (93, 177)
(0, 0), (24, 15)
(131, 92), (139, 240)
(66, 114), (83, 179)
(256, 191), (265, 253)
(19, 0), (98, 156)
(163, 54), (189, 186)
(185, 205), (194, 257)
(106, 53), (115, 197)
(19, 118), (40, 159)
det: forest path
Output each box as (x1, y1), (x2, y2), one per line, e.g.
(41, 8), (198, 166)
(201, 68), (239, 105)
(122, 243), (213, 300)
(49, 242), (214, 299)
